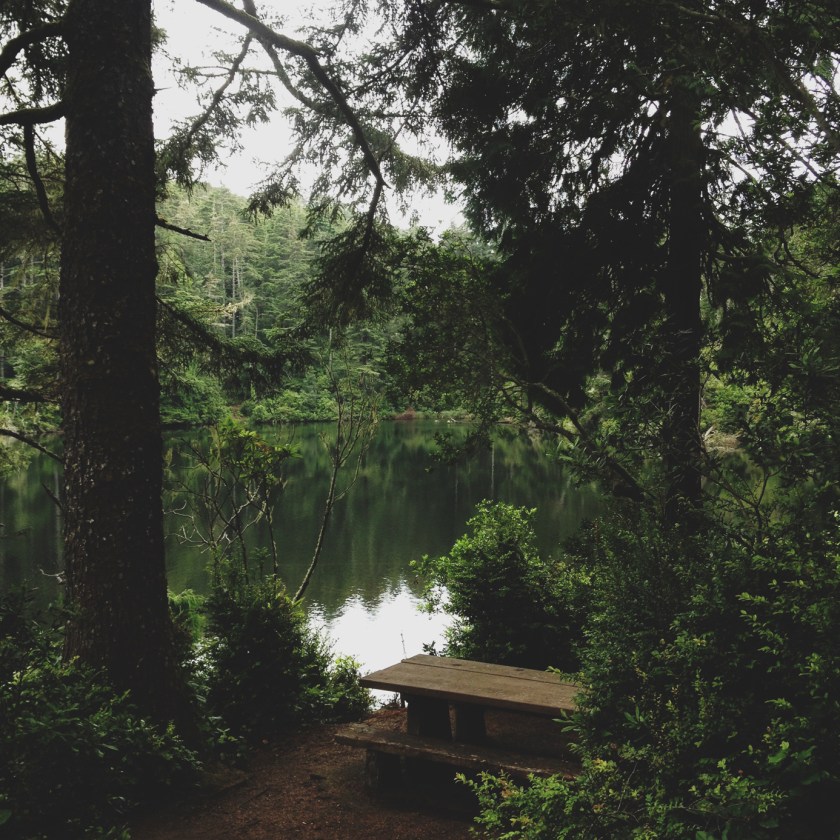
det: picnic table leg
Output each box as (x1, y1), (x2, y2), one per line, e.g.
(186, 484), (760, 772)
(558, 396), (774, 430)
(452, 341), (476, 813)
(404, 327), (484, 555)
(404, 694), (452, 739)
(364, 749), (402, 791)
(453, 703), (486, 742)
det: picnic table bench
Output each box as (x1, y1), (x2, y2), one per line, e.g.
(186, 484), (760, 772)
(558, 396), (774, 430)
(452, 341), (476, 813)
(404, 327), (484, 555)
(336, 654), (581, 789)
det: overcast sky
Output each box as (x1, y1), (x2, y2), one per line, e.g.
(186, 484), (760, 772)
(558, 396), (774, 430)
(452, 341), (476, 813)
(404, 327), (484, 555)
(152, 0), (462, 231)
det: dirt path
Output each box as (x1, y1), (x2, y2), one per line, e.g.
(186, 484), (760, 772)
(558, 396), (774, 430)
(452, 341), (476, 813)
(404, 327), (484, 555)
(132, 709), (475, 840)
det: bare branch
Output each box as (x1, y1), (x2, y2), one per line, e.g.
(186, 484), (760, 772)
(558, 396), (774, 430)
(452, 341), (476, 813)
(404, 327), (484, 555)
(155, 216), (211, 241)
(0, 21), (64, 78)
(0, 101), (66, 126)
(0, 304), (55, 338)
(23, 124), (60, 234)
(41, 480), (63, 512)
(294, 355), (379, 602)
(0, 428), (61, 463)
(195, 0), (386, 190)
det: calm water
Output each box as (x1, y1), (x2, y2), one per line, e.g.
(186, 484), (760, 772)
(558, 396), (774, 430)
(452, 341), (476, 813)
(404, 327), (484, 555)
(0, 422), (600, 671)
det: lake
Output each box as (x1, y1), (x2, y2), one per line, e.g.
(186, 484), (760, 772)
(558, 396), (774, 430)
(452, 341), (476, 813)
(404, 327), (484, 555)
(0, 421), (600, 672)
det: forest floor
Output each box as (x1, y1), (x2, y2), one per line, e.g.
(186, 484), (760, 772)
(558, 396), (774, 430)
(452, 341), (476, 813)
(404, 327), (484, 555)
(131, 708), (477, 840)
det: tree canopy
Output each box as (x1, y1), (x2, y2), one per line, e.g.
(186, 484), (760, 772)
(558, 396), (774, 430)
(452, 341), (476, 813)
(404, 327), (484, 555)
(3, 0), (840, 834)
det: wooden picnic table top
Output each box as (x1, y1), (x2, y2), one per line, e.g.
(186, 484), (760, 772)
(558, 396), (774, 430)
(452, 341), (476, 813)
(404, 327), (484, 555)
(360, 654), (579, 717)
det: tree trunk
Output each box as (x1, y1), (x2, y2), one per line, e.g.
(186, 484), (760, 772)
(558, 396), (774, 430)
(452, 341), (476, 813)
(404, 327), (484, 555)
(60, 0), (182, 723)
(662, 85), (704, 524)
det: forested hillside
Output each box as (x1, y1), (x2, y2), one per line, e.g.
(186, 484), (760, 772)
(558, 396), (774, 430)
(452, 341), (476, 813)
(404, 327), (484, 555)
(1, 181), (439, 440)
(156, 186), (344, 426)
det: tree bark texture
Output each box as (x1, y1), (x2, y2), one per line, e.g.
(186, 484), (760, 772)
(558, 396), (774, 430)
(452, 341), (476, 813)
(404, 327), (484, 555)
(60, 0), (180, 721)
(662, 85), (704, 523)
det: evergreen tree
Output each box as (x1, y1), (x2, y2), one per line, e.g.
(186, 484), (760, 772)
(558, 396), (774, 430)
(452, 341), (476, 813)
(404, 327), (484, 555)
(336, 0), (840, 519)
(0, 0), (389, 724)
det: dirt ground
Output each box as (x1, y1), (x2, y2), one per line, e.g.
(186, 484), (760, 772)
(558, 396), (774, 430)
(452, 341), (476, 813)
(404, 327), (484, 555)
(131, 709), (477, 840)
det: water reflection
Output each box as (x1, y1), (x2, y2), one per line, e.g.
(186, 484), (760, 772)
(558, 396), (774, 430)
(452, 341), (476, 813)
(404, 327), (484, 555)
(309, 582), (448, 674)
(1, 421), (600, 666)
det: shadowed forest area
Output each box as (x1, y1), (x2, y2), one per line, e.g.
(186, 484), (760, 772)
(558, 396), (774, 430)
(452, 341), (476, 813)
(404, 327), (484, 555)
(2, 1), (840, 837)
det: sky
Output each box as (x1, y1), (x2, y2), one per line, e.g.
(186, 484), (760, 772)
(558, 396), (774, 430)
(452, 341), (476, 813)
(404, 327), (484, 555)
(151, 0), (463, 231)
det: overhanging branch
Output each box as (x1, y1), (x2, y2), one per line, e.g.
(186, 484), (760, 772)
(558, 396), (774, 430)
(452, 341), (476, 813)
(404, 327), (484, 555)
(181, 33), (252, 150)
(155, 216), (211, 241)
(0, 101), (66, 127)
(530, 381), (647, 501)
(0, 428), (61, 463)
(195, 0), (386, 191)
(0, 21), (64, 78)
(241, 0), (318, 111)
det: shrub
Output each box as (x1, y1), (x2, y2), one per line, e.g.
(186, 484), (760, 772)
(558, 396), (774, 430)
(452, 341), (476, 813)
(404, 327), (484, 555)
(414, 500), (589, 670)
(201, 580), (370, 740)
(244, 389), (336, 424)
(465, 504), (840, 839)
(160, 364), (228, 427)
(0, 592), (200, 839)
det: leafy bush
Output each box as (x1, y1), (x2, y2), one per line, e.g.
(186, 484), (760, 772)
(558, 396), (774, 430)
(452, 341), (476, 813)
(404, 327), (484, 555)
(466, 503), (840, 839)
(160, 364), (228, 427)
(201, 580), (370, 740)
(702, 377), (759, 436)
(0, 592), (200, 839)
(414, 500), (589, 670)
(242, 388), (336, 423)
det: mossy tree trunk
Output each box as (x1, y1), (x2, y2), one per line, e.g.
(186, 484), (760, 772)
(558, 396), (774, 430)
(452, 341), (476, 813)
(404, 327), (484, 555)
(60, 0), (182, 722)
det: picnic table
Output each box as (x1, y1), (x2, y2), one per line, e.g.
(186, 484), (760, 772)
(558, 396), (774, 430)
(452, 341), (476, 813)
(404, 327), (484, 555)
(336, 654), (581, 788)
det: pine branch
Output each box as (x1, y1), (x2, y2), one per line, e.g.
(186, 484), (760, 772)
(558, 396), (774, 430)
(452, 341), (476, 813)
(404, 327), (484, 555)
(686, 4), (840, 152)
(241, 0), (319, 111)
(0, 21), (64, 78)
(182, 33), (252, 149)
(156, 294), (309, 372)
(195, 0), (386, 190)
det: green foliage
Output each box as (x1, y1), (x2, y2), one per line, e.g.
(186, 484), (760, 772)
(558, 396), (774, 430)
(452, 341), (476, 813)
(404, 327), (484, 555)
(385, 228), (504, 416)
(0, 592), (200, 839)
(155, 185), (408, 420)
(702, 377), (759, 438)
(464, 771), (584, 839)
(306, 213), (404, 326)
(241, 373), (337, 423)
(465, 504), (840, 838)
(200, 580), (370, 740)
(168, 420), (293, 582)
(415, 500), (588, 670)
(160, 363), (228, 427)
(168, 588), (208, 676)
(168, 588), (207, 642)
